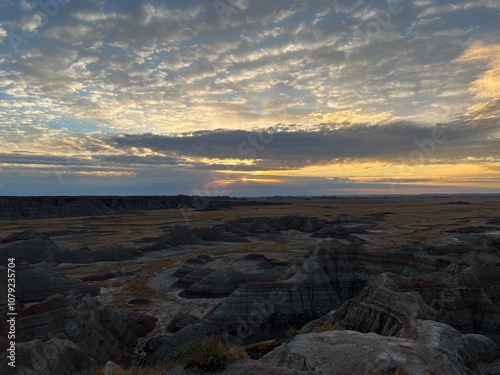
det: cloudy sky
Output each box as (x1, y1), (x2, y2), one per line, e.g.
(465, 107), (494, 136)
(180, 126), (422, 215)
(0, 0), (499, 196)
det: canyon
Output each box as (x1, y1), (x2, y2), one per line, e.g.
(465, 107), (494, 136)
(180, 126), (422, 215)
(0, 196), (499, 374)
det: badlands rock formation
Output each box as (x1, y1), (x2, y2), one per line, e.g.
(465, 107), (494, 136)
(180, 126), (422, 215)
(1, 206), (499, 375)
(144, 214), (379, 252)
(261, 324), (500, 375)
(0, 294), (156, 375)
(0, 338), (97, 375)
(0, 263), (98, 307)
(0, 229), (145, 265)
(0, 230), (62, 266)
(0, 196), (283, 219)
(172, 253), (288, 299)
(149, 235), (500, 373)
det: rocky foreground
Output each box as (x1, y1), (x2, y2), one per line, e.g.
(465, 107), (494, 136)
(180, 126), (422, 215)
(0, 213), (499, 375)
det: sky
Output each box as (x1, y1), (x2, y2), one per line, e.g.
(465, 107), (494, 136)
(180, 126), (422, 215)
(0, 0), (499, 196)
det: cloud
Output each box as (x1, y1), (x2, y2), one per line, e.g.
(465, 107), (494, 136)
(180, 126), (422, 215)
(43, 25), (97, 44)
(0, 0), (496, 134)
(100, 118), (500, 169)
(19, 13), (43, 32)
(455, 43), (500, 119)
(71, 10), (128, 22)
(19, 0), (35, 11)
(0, 0), (499, 195)
(0, 27), (6, 43)
(311, 109), (397, 124)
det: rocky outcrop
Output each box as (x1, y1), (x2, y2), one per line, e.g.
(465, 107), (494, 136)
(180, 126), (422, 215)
(174, 268), (215, 289)
(0, 338), (97, 375)
(179, 269), (279, 298)
(165, 361), (314, 375)
(191, 227), (251, 243)
(226, 216), (328, 234)
(300, 256), (500, 345)
(172, 254), (289, 299)
(0, 230), (61, 266)
(147, 236), (500, 365)
(146, 254), (341, 363)
(260, 324), (500, 375)
(80, 269), (144, 282)
(0, 229), (142, 265)
(0, 294), (156, 366)
(56, 245), (141, 264)
(0, 263), (98, 308)
(1, 229), (50, 244)
(0, 196), (284, 219)
(148, 227), (206, 249)
(145, 214), (382, 251)
(167, 314), (201, 333)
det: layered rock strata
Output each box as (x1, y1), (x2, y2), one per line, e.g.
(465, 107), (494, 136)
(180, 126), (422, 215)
(147, 236), (500, 365)
(0, 294), (157, 374)
(260, 324), (500, 375)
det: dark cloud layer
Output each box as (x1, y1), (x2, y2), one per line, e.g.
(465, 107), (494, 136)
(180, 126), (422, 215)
(102, 118), (500, 169)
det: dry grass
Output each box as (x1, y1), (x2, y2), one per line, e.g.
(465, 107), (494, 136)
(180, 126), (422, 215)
(3, 196), (500, 251)
(425, 362), (438, 375)
(227, 344), (250, 361)
(244, 338), (283, 353)
(313, 324), (335, 333)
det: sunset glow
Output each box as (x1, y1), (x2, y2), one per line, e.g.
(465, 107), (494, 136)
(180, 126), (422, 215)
(0, 0), (498, 195)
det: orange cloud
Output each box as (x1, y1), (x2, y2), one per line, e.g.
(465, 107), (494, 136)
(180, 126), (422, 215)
(455, 43), (500, 119)
(73, 171), (136, 177)
(215, 177), (283, 185)
(310, 109), (396, 124)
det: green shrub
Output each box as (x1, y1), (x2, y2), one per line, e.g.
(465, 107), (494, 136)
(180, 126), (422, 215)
(285, 327), (299, 340)
(174, 335), (229, 372)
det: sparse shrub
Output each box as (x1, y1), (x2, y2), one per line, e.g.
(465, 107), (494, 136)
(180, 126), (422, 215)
(228, 344), (250, 362)
(285, 327), (299, 341)
(313, 324), (335, 333)
(174, 335), (229, 372)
